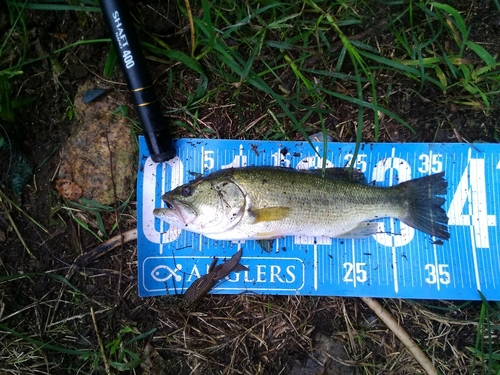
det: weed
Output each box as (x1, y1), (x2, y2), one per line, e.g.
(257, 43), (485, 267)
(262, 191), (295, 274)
(468, 294), (500, 375)
(79, 324), (156, 372)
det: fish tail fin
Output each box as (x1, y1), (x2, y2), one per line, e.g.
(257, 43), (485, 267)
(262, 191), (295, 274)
(397, 172), (450, 240)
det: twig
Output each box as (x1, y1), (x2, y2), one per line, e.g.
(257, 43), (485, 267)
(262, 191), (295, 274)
(49, 228), (137, 325)
(73, 228), (137, 269)
(361, 297), (438, 375)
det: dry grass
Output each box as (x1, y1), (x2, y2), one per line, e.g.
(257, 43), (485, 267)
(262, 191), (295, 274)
(151, 295), (316, 374)
(0, 243), (498, 374)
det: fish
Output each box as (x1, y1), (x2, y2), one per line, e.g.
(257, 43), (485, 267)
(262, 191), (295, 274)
(153, 167), (450, 241)
(183, 248), (248, 303)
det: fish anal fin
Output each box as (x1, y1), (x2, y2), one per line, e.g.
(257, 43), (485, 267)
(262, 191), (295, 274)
(256, 239), (274, 253)
(250, 206), (291, 223)
(253, 231), (286, 240)
(337, 222), (381, 238)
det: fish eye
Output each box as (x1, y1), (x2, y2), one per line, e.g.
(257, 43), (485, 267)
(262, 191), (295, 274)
(181, 186), (192, 197)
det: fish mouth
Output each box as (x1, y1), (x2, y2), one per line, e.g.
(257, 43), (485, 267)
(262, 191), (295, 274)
(154, 199), (196, 227)
(163, 199), (174, 210)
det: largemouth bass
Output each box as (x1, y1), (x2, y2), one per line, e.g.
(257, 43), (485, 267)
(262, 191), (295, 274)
(153, 167), (449, 240)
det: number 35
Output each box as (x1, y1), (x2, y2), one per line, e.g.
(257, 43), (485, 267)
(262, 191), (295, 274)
(424, 264), (450, 285)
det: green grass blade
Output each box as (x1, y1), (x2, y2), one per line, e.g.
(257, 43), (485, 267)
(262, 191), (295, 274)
(124, 328), (157, 346)
(6, 1), (101, 12)
(0, 272), (81, 293)
(141, 42), (206, 76)
(465, 41), (497, 67)
(103, 43), (118, 79)
(6, 39), (110, 72)
(0, 75), (14, 121)
(431, 2), (468, 46)
(0, 322), (98, 355)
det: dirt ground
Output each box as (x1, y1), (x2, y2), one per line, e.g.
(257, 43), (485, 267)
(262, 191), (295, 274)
(1, 1), (499, 374)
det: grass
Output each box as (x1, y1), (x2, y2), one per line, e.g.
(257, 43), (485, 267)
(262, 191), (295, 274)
(160, 0), (500, 142)
(1, 0), (500, 374)
(0, 273), (155, 373)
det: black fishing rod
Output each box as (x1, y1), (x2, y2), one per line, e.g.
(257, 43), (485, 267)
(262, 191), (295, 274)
(99, 0), (175, 163)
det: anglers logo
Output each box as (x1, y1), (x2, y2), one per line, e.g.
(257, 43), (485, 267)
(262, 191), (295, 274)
(142, 256), (305, 294)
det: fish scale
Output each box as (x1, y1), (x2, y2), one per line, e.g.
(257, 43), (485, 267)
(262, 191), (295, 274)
(234, 169), (387, 235)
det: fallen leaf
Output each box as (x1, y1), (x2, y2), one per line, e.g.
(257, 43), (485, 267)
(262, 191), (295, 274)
(55, 179), (83, 200)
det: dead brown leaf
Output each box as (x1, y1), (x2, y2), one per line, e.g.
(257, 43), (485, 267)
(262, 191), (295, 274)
(55, 179), (83, 200)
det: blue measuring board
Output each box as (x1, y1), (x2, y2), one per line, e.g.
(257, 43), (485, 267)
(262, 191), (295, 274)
(137, 136), (500, 300)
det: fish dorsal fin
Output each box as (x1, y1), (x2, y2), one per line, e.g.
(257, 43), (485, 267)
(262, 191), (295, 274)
(308, 167), (367, 184)
(250, 206), (291, 223)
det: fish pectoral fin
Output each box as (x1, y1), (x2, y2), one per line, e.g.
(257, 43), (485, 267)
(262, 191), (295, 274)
(337, 222), (381, 238)
(250, 206), (291, 223)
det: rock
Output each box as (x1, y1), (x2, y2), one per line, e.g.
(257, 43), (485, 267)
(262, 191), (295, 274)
(58, 81), (136, 205)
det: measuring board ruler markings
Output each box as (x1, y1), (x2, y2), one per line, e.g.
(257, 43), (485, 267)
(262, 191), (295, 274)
(137, 137), (500, 300)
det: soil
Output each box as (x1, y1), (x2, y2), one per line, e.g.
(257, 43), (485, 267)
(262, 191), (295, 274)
(1, 1), (499, 375)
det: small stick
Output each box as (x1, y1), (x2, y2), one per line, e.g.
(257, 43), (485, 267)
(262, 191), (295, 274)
(50, 229), (137, 324)
(361, 297), (438, 375)
(73, 229), (137, 269)
(105, 134), (123, 299)
(91, 306), (111, 375)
